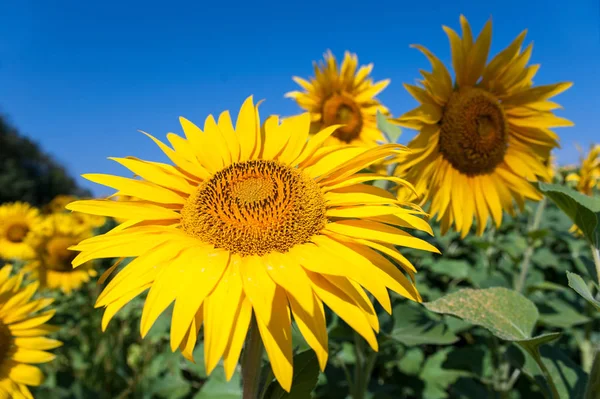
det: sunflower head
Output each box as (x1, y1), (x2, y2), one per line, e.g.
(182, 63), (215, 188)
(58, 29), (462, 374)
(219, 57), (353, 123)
(394, 15), (573, 237)
(66, 96), (437, 391)
(286, 50), (391, 147)
(0, 264), (61, 397)
(44, 195), (79, 214)
(566, 144), (600, 196)
(0, 202), (42, 261)
(25, 213), (95, 294)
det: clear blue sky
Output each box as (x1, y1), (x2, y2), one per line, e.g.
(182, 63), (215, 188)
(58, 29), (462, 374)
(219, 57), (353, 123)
(1, 0), (599, 197)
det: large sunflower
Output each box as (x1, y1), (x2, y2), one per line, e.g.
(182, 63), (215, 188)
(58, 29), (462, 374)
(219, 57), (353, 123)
(285, 51), (391, 147)
(66, 96), (437, 391)
(0, 264), (61, 398)
(394, 16), (573, 237)
(0, 203), (42, 261)
(24, 214), (96, 294)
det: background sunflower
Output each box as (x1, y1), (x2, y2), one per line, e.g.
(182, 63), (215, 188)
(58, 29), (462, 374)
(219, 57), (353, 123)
(24, 213), (96, 294)
(0, 202), (42, 261)
(394, 15), (573, 237)
(0, 265), (61, 398)
(286, 51), (391, 148)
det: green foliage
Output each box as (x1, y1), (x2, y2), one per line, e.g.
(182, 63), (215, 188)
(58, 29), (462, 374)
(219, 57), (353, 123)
(263, 351), (320, 399)
(0, 115), (89, 205)
(567, 271), (600, 310)
(424, 287), (538, 340)
(536, 182), (600, 247)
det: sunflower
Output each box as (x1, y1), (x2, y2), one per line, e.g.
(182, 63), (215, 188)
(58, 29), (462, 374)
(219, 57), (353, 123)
(24, 214), (96, 294)
(44, 195), (78, 214)
(0, 264), (61, 398)
(66, 96), (437, 391)
(0, 203), (42, 261)
(393, 15), (573, 237)
(566, 145), (600, 196)
(285, 51), (391, 147)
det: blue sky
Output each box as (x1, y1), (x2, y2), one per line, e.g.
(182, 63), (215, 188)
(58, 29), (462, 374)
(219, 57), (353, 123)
(1, 0), (598, 196)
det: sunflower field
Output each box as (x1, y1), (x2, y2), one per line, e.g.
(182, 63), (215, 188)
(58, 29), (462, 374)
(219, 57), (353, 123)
(1, 14), (599, 399)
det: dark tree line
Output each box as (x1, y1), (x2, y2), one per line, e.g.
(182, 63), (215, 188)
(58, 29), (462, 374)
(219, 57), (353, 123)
(0, 114), (90, 206)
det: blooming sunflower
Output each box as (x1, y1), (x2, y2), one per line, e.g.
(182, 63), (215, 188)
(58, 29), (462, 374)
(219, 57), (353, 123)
(285, 51), (391, 147)
(0, 203), (42, 261)
(394, 15), (573, 237)
(0, 264), (61, 398)
(66, 96), (437, 391)
(24, 214), (96, 294)
(566, 145), (600, 196)
(44, 195), (78, 214)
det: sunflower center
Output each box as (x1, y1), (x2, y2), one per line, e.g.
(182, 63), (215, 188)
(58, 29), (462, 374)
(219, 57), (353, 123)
(6, 223), (29, 243)
(322, 94), (363, 143)
(0, 322), (11, 365)
(439, 87), (508, 176)
(181, 160), (327, 257)
(44, 236), (77, 271)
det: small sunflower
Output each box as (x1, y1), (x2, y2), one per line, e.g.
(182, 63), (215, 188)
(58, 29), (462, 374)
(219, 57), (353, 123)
(44, 195), (78, 214)
(286, 51), (391, 147)
(0, 264), (61, 398)
(566, 145), (600, 196)
(24, 214), (96, 294)
(394, 15), (573, 237)
(66, 96), (437, 391)
(0, 203), (42, 261)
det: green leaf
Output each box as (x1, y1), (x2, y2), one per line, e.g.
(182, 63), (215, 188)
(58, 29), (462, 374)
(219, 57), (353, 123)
(535, 182), (600, 247)
(428, 259), (470, 280)
(508, 334), (587, 399)
(567, 270), (600, 310)
(376, 110), (402, 143)
(388, 303), (459, 346)
(423, 287), (538, 340)
(537, 297), (591, 328)
(419, 348), (472, 399)
(194, 367), (242, 399)
(263, 350), (320, 399)
(398, 348), (424, 375)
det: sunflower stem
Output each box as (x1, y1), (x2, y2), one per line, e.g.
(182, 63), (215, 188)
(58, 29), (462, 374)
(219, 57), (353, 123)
(515, 198), (546, 293)
(591, 244), (600, 287)
(242, 315), (264, 399)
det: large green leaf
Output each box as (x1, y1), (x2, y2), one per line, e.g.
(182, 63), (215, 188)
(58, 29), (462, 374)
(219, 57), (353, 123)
(423, 287), (537, 340)
(263, 350), (320, 399)
(567, 270), (600, 310)
(387, 303), (459, 346)
(376, 110), (402, 143)
(536, 182), (600, 247)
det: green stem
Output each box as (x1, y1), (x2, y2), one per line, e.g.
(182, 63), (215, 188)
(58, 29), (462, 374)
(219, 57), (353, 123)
(515, 198), (547, 293)
(530, 348), (561, 399)
(591, 244), (600, 287)
(242, 316), (264, 399)
(351, 333), (379, 399)
(353, 333), (365, 399)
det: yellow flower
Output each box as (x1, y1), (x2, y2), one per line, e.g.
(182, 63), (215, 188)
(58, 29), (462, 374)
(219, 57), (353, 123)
(66, 96), (437, 391)
(394, 15), (572, 237)
(0, 264), (61, 398)
(24, 214), (96, 294)
(565, 144), (600, 236)
(566, 144), (600, 196)
(0, 203), (42, 261)
(286, 51), (391, 147)
(44, 195), (78, 214)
